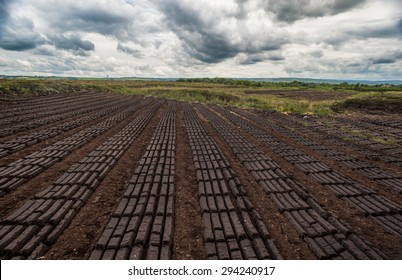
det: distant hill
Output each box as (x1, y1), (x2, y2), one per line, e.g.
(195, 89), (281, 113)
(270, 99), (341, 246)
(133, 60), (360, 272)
(238, 77), (402, 85)
(1, 75), (401, 85)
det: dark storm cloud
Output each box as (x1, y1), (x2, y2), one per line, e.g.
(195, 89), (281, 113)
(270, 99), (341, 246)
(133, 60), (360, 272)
(44, 34), (95, 56)
(238, 54), (266, 65)
(58, 7), (131, 36)
(31, 1), (162, 43)
(269, 54), (285, 61)
(308, 50), (324, 58)
(183, 33), (241, 64)
(0, 37), (41, 51)
(117, 43), (144, 58)
(0, 0), (48, 51)
(372, 58), (396, 64)
(33, 47), (57, 56)
(49, 35), (95, 52)
(324, 22), (401, 47)
(2, 0), (401, 79)
(155, 0), (287, 64)
(155, 1), (237, 63)
(233, 0), (250, 19)
(238, 53), (285, 65)
(372, 51), (402, 65)
(398, 19), (402, 36)
(332, 0), (366, 12)
(0, 16), (47, 51)
(266, 0), (367, 23)
(347, 24), (400, 39)
(0, 0), (10, 29)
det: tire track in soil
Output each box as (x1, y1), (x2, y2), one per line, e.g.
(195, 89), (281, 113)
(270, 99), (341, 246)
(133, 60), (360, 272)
(0, 99), (154, 221)
(172, 103), (205, 260)
(43, 102), (165, 259)
(194, 106), (315, 259)
(216, 106), (402, 259)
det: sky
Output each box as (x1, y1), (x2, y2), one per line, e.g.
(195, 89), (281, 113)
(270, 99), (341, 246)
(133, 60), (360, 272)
(0, 0), (401, 79)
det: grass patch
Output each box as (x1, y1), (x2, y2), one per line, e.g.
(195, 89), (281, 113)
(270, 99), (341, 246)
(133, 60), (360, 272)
(332, 91), (402, 114)
(340, 125), (397, 146)
(1, 78), (401, 115)
(237, 94), (334, 115)
(372, 137), (396, 145)
(0, 78), (83, 97)
(138, 88), (241, 104)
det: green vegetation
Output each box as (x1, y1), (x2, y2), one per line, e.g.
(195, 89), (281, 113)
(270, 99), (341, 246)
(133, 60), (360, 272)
(1, 77), (401, 115)
(340, 124), (397, 146)
(0, 79), (82, 97)
(177, 78), (402, 92)
(372, 137), (396, 145)
(331, 91), (402, 113)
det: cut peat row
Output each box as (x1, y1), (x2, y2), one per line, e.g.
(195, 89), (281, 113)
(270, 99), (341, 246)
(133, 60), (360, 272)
(319, 121), (401, 168)
(0, 97), (149, 197)
(1, 91), (401, 260)
(271, 112), (402, 175)
(184, 105), (282, 260)
(214, 106), (402, 238)
(40, 101), (163, 260)
(0, 101), (162, 259)
(89, 103), (176, 260)
(295, 114), (402, 168)
(248, 110), (402, 194)
(0, 96), (137, 158)
(172, 104), (205, 259)
(357, 115), (402, 130)
(198, 104), (384, 260)
(0, 92), (106, 122)
(336, 115), (402, 145)
(0, 93), (120, 138)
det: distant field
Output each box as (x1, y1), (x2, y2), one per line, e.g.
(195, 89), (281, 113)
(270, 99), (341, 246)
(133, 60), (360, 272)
(1, 78), (402, 115)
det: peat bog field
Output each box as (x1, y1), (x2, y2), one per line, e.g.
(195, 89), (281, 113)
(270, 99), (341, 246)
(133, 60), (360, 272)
(0, 89), (401, 260)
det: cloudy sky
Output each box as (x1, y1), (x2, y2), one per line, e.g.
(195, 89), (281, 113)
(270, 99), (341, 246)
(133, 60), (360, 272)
(0, 0), (401, 79)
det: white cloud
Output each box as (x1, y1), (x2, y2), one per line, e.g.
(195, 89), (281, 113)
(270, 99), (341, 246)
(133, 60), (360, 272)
(0, 0), (401, 79)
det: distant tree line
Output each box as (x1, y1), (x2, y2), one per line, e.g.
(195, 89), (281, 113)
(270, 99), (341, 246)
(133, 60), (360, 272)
(176, 78), (402, 92)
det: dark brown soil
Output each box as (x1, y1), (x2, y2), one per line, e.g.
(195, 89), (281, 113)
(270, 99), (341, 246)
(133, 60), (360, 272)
(214, 107), (402, 259)
(1, 92), (401, 260)
(43, 104), (163, 259)
(171, 104), (205, 260)
(197, 106), (316, 259)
